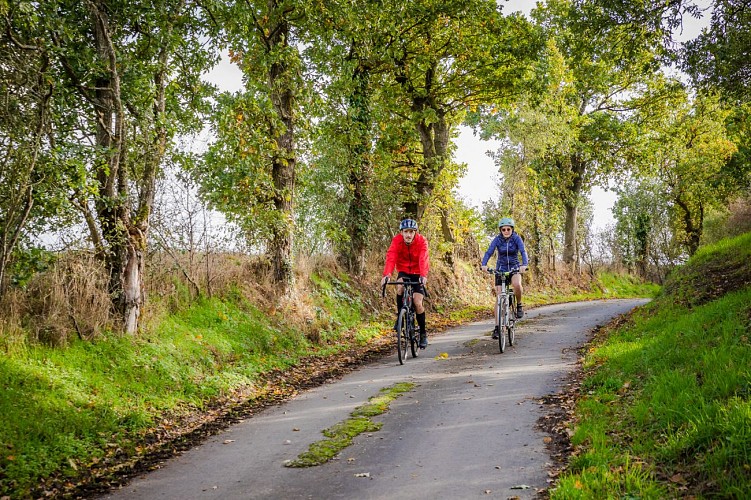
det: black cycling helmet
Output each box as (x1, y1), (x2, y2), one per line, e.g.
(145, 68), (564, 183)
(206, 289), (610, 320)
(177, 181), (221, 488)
(399, 218), (418, 231)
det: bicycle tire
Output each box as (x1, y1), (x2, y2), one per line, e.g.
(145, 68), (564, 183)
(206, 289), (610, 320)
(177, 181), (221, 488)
(396, 309), (408, 364)
(498, 298), (507, 353)
(507, 294), (516, 347)
(494, 296), (502, 345)
(409, 313), (419, 358)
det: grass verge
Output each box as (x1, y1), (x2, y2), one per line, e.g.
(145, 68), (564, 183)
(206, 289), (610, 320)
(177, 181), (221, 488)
(551, 234), (751, 498)
(284, 382), (415, 467)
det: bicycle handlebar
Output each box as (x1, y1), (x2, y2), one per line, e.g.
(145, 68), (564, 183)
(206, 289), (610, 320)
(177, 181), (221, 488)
(484, 267), (522, 276)
(381, 278), (428, 298)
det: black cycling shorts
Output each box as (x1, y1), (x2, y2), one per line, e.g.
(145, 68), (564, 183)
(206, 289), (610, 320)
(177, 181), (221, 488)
(397, 271), (426, 296)
(495, 273), (514, 287)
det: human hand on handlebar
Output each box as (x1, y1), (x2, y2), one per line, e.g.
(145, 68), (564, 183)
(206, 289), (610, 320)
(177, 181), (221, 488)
(481, 265), (488, 272)
(381, 275), (389, 286)
(520, 265), (528, 273)
(419, 276), (427, 285)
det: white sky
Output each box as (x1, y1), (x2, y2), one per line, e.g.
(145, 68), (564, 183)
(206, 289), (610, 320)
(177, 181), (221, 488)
(204, 0), (712, 233)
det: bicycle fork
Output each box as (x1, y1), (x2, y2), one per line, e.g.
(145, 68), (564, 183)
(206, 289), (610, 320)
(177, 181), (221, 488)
(498, 282), (510, 327)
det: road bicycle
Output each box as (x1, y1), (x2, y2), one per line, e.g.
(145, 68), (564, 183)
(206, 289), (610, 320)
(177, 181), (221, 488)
(382, 278), (423, 364)
(486, 268), (520, 353)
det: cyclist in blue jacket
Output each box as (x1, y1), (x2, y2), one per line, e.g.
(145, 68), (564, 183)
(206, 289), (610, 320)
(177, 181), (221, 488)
(481, 217), (528, 338)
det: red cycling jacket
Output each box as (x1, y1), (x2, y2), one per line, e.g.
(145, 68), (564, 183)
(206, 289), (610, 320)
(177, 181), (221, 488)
(382, 233), (429, 278)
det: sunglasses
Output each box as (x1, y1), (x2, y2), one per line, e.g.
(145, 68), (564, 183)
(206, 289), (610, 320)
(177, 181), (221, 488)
(500, 227), (512, 232)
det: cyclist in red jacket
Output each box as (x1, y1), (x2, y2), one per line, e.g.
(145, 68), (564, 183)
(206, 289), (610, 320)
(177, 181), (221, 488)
(381, 218), (430, 348)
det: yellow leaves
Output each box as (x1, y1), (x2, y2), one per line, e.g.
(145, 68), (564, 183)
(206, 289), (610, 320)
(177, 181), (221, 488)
(435, 352), (449, 360)
(228, 50), (244, 64)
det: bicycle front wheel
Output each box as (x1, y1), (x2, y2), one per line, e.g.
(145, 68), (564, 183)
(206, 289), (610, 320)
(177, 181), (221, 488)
(396, 309), (408, 364)
(409, 314), (419, 358)
(498, 298), (507, 353)
(507, 294), (516, 347)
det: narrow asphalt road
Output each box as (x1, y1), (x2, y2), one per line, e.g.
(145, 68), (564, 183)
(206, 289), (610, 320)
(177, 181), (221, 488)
(101, 299), (649, 500)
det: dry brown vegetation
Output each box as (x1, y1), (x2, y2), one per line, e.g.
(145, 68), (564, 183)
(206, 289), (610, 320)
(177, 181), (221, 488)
(1, 245), (501, 348)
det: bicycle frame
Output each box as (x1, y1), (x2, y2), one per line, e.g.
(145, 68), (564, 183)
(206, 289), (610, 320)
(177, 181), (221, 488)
(487, 268), (519, 353)
(382, 279), (422, 364)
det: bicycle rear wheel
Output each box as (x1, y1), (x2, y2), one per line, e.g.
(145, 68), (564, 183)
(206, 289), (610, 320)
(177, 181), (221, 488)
(396, 309), (408, 364)
(409, 314), (419, 358)
(498, 298), (507, 353)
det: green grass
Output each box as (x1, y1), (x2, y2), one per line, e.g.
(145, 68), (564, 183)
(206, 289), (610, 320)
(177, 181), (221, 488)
(594, 272), (662, 298)
(526, 271), (660, 306)
(0, 296), (314, 497)
(552, 233), (751, 499)
(285, 382), (415, 467)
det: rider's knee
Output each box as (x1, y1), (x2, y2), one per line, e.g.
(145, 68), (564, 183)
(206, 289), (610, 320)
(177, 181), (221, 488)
(413, 297), (425, 313)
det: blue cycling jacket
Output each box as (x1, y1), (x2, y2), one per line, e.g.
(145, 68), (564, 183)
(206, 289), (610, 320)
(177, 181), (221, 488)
(481, 232), (528, 272)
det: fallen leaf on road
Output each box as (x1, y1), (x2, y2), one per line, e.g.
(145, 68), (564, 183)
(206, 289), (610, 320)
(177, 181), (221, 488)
(510, 484), (531, 489)
(435, 352), (449, 360)
(223, 440), (235, 444)
(354, 472), (370, 478)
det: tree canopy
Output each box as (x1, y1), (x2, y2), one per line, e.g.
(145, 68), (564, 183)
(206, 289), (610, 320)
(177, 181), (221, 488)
(0, 0), (749, 333)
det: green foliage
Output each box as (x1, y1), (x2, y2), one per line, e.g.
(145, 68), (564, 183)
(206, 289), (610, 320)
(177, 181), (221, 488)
(682, 0), (751, 102)
(6, 247), (56, 289)
(612, 178), (686, 281)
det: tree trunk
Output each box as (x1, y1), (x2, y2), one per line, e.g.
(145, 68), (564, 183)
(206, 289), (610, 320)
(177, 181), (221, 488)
(412, 111), (451, 219)
(396, 58), (454, 263)
(562, 155), (585, 267)
(412, 98), (454, 266)
(531, 212), (542, 273)
(88, 0), (162, 334)
(675, 195), (703, 256)
(268, 8), (296, 288)
(339, 60), (372, 276)
(439, 206), (455, 268)
(562, 200), (578, 266)
(89, 0), (132, 331)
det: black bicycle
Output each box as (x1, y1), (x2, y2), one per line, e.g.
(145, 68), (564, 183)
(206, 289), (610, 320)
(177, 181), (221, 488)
(382, 278), (422, 364)
(486, 268), (520, 353)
